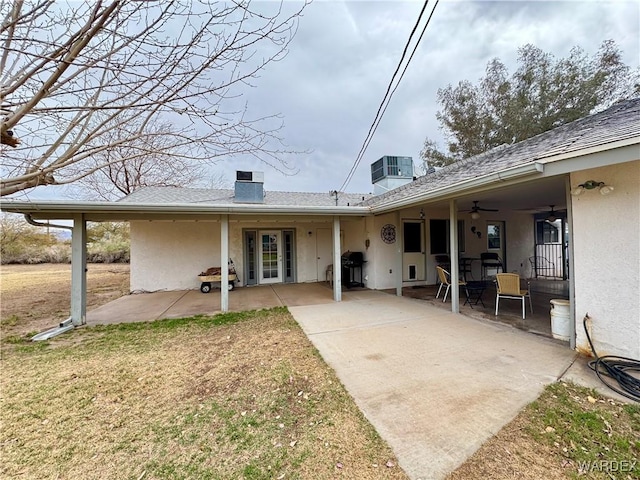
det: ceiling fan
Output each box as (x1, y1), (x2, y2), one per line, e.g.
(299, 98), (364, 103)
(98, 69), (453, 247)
(462, 201), (498, 219)
(546, 205), (559, 222)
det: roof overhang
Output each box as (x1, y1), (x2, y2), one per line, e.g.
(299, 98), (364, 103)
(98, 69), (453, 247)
(369, 136), (640, 213)
(0, 200), (371, 221)
(3, 135), (637, 220)
(370, 162), (545, 213)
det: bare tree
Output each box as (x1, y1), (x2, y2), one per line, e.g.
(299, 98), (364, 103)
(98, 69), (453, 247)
(1, 0), (308, 196)
(72, 118), (207, 200)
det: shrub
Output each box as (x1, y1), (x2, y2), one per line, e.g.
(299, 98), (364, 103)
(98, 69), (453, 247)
(1, 215), (130, 264)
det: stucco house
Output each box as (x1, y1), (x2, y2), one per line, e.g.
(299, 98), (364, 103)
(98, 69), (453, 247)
(2, 98), (639, 359)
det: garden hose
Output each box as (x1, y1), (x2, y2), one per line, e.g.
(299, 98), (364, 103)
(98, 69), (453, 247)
(583, 314), (640, 402)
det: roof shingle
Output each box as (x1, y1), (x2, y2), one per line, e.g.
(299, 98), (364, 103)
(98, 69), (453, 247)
(119, 186), (372, 207)
(361, 97), (640, 207)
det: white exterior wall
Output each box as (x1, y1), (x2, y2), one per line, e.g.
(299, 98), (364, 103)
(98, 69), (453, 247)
(503, 211), (536, 277)
(130, 220), (220, 291)
(363, 206), (536, 289)
(130, 216), (367, 291)
(571, 160), (640, 359)
(366, 213), (400, 290)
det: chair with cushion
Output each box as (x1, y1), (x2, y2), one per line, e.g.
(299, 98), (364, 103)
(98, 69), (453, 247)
(481, 252), (503, 280)
(495, 273), (533, 319)
(435, 266), (466, 302)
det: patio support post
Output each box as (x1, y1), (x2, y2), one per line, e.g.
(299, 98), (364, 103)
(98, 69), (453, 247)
(70, 214), (87, 326)
(396, 210), (403, 296)
(449, 200), (460, 313)
(221, 214), (229, 312)
(565, 176), (577, 350)
(332, 216), (342, 302)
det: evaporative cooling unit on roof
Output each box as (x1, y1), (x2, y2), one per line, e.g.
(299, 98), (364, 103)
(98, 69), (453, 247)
(371, 156), (414, 195)
(234, 170), (265, 204)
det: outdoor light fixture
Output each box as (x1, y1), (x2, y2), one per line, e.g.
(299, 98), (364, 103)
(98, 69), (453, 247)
(419, 208), (425, 219)
(470, 211), (481, 220)
(570, 180), (614, 196)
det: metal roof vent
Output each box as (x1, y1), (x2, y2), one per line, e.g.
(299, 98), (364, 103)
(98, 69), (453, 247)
(234, 171), (264, 203)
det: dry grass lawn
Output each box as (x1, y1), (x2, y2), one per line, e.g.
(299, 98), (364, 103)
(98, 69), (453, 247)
(1, 265), (408, 479)
(1, 263), (129, 337)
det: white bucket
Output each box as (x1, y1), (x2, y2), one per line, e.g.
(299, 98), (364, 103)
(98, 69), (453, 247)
(550, 299), (571, 341)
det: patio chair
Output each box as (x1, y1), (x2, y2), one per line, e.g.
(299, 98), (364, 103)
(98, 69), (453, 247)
(326, 264), (333, 286)
(481, 252), (503, 280)
(435, 266), (466, 302)
(495, 273), (533, 319)
(435, 254), (451, 270)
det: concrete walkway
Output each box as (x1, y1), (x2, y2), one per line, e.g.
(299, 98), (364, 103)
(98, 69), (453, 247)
(289, 290), (576, 480)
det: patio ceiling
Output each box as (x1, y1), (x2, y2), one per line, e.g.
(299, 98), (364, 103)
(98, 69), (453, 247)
(422, 175), (568, 214)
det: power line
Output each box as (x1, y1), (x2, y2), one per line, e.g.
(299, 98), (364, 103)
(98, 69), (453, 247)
(338, 0), (439, 192)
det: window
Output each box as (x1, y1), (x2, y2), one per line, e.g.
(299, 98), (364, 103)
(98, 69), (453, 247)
(429, 219), (465, 254)
(404, 222), (422, 253)
(487, 223), (501, 249)
(536, 220), (560, 244)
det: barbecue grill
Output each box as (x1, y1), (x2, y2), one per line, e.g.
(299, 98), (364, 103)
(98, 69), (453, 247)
(341, 251), (365, 288)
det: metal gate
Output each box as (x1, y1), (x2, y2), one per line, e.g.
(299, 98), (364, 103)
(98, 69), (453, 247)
(532, 217), (568, 280)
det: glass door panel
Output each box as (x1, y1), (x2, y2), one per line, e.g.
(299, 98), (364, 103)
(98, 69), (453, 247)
(259, 231), (282, 284)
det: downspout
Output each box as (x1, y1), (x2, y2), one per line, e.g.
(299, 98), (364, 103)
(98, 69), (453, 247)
(24, 214), (78, 341)
(24, 214), (73, 231)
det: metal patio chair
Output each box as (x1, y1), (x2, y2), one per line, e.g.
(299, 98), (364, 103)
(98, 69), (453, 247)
(480, 252), (503, 280)
(435, 266), (466, 302)
(495, 273), (533, 319)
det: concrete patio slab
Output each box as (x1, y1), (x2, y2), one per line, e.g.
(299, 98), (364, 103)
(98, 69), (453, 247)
(86, 283), (333, 326)
(289, 291), (577, 480)
(87, 290), (188, 325)
(271, 282), (335, 306)
(161, 290), (220, 318)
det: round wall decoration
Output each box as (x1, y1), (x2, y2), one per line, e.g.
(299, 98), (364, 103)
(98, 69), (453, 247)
(381, 224), (396, 244)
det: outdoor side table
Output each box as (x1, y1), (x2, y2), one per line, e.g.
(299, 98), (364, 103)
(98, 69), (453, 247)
(464, 281), (486, 308)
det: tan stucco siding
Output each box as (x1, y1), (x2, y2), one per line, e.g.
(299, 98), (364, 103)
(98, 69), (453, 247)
(130, 220), (221, 291)
(571, 160), (640, 359)
(130, 217), (367, 291)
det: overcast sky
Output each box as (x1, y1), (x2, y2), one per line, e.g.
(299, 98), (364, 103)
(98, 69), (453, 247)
(22, 0), (639, 201)
(228, 0), (640, 195)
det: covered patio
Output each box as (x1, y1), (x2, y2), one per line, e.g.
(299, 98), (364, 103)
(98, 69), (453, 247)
(85, 279), (570, 346)
(395, 278), (570, 341)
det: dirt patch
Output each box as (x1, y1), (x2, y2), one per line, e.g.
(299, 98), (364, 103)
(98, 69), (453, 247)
(0, 263), (129, 337)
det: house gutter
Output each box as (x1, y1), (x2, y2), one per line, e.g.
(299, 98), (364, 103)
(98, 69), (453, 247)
(369, 162), (544, 214)
(0, 201), (371, 218)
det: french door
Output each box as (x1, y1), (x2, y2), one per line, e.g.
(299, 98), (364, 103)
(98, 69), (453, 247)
(259, 231), (282, 284)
